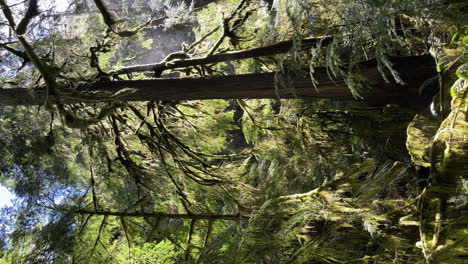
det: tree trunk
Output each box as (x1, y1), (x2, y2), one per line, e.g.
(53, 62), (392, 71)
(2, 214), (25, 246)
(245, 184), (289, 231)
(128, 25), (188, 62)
(0, 55), (436, 107)
(74, 209), (249, 221)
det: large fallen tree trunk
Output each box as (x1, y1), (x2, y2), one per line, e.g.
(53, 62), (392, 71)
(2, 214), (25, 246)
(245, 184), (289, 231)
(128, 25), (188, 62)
(1, 55), (436, 107)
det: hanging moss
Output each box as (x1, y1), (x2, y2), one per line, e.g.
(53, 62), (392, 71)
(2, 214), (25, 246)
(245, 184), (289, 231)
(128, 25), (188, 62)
(240, 160), (433, 263)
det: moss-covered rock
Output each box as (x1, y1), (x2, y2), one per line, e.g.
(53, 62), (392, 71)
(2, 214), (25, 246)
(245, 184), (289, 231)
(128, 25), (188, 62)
(406, 114), (440, 167)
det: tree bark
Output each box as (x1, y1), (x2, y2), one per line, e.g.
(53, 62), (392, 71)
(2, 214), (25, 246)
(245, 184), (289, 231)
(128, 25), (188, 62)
(0, 55), (436, 107)
(74, 209), (249, 221)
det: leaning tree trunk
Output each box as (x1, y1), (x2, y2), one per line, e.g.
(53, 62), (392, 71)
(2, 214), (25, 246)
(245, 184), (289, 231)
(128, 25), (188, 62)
(1, 55), (436, 107)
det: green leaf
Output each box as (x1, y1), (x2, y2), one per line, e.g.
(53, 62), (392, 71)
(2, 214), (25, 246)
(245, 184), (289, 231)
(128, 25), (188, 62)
(450, 82), (458, 98)
(451, 32), (459, 43)
(463, 36), (468, 46)
(141, 39), (153, 50)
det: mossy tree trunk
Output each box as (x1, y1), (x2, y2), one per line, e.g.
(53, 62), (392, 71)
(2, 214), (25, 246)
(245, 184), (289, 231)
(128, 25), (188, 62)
(1, 55), (435, 107)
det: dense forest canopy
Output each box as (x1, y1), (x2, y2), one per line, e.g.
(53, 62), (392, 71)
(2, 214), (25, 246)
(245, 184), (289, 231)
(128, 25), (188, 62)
(0, 0), (467, 263)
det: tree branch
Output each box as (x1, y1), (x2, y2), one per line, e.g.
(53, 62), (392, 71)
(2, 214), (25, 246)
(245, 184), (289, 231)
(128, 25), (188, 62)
(92, 0), (117, 30)
(0, 0), (17, 29)
(112, 36), (333, 75)
(0, 0), (56, 91)
(15, 0), (39, 35)
(0, 43), (30, 62)
(74, 209), (249, 220)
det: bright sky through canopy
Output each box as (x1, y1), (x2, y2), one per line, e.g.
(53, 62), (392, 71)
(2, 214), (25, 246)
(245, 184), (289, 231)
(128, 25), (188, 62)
(0, 185), (15, 207)
(54, 0), (69, 12)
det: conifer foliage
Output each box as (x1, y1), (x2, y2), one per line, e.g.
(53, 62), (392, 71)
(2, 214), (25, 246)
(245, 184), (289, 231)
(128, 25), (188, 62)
(0, 0), (466, 263)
